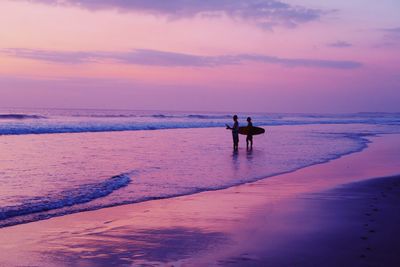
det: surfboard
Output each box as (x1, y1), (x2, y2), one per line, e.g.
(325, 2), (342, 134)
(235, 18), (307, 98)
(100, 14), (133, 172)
(238, 126), (265, 136)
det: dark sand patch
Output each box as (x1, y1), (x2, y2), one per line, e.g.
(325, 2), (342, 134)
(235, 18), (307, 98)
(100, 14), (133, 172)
(215, 176), (400, 267)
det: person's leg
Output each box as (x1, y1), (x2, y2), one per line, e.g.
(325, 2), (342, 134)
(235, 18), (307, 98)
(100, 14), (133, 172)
(234, 134), (239, 151)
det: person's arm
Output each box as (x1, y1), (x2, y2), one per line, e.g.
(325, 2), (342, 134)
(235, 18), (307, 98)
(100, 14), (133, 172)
(226, 124), (232, 130)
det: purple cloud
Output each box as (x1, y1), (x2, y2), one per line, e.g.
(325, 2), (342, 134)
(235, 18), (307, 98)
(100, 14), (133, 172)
(1, 48), (362, 69)
(1, 48), (239, 67)
(1, 48), (98, 64)
(240, 54), (361, 69)
(381, 27), (400, 40)
(327, 41), (352, 48)
(382, 27), (400, 33)
(374, 27), (400, 47)
(24, 0), (324, 29)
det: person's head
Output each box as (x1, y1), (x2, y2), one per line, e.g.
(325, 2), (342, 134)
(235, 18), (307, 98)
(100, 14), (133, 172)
(247, 117), (252, 122)
(233, 115), (238, 121)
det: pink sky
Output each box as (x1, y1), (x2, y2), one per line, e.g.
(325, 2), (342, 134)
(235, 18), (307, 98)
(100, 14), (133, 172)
(0, 0), (399, 112)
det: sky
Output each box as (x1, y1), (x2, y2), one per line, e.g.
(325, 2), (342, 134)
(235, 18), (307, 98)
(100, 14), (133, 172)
(0, 0), (399, 113)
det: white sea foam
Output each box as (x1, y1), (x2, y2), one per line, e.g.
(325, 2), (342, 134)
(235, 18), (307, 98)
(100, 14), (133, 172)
(0, 109), (399, 135)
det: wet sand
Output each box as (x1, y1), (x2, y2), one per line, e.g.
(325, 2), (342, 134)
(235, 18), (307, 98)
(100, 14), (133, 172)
(0, 134), (400, 266)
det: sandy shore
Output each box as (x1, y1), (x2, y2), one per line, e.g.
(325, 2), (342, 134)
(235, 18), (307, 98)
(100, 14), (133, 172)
(1, 134), (400, 266)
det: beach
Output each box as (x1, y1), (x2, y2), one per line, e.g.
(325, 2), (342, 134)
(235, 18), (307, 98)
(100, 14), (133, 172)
(1, 133), (399, 266)
(2, 0), (400, 265)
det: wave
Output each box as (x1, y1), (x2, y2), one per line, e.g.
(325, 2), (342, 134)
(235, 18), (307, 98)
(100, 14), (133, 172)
(356, 112), (400, 116)
(0, 174), (130, 221)
(0, 113), (399, 136)
(69, 113), (232, 119)
(151, 114), (174, 118)
(187, 114), (231, 119)
(73, 114), (139, 118)
(0, 114), (46, 120)
(2, 121), (400, 136)
(71, 114), (175, 119)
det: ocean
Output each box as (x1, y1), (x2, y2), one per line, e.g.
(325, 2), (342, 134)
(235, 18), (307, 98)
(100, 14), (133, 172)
(0, 108), (399, 228)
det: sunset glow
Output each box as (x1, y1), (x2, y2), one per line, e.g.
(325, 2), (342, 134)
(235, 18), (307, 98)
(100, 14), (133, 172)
(0, 0), (399, 112)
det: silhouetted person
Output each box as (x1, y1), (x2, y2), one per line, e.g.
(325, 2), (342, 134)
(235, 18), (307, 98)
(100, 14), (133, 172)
(246, 117), (253, 150)
(226, 115), (239, 151)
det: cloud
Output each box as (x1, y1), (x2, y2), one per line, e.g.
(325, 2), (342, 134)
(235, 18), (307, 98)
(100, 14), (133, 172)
(1, 48), (98, 64)
(1, 48), (239, 66)
(23, 0), (324, 29)
(1, 48), (362, 69)
(327, 41), (352, 48)
(240, 54), (361, 69)
(382, 27), (400, 33)
(381, 27), (400, 40)
(375, 27), (400, 48)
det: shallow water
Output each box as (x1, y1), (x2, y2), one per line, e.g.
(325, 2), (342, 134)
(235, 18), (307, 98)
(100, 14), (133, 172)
(0, 109), (399, 227)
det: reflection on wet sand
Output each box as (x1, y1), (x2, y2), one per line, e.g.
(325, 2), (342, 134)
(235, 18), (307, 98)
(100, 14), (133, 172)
(43, 226), (228, 266)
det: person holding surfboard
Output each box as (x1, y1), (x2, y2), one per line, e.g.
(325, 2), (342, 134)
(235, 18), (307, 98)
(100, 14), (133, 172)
(226, 115), (239, 151)
(246, 117), (253, 150)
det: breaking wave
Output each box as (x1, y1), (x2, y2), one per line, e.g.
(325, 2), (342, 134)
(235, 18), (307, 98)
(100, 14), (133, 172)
(0, 174), (130, 222)
(0, 114), (46, 120)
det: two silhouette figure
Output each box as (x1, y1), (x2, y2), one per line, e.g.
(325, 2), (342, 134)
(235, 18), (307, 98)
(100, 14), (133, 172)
(226, 115), (253, 151)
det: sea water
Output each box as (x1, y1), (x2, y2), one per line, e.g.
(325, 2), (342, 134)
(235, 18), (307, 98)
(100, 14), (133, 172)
(0, 108), (399, 227)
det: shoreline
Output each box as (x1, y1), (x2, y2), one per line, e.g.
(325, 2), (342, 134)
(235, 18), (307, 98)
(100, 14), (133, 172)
(1, 134), (400, 266)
